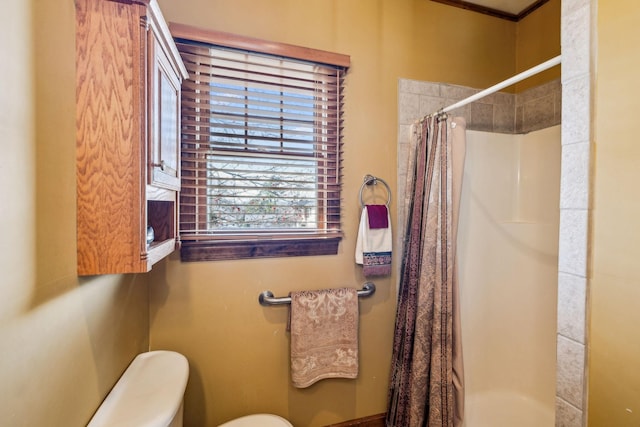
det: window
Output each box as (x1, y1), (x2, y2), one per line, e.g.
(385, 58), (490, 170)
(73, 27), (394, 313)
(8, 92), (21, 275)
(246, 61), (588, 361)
(171, 24), (350, 261)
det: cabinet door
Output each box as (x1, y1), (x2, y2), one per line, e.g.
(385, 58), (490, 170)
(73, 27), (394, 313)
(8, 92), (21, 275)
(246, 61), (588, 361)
(149, 33), (182, 190)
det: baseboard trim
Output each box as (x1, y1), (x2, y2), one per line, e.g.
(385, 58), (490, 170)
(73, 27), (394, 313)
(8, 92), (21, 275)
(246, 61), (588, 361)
(324, 413), (386, 427)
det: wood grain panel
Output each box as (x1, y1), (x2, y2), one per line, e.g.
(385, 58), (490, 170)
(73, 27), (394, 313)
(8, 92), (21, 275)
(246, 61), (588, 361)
(169, 22), (350, 68)
(147, 200), (174, 242)
(76, 0), (145, 274)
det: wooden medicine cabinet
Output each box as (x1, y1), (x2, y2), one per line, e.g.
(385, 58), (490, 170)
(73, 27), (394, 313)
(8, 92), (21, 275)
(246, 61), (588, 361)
(76, 0), (188, 275)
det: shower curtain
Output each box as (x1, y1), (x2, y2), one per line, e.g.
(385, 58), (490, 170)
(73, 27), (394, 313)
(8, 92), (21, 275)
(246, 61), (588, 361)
(386, 116), (466, 427)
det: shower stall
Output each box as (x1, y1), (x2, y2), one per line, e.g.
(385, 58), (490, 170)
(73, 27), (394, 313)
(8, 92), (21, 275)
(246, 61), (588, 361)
(397, 78), (561, 426)
(458, 126), (560, 426)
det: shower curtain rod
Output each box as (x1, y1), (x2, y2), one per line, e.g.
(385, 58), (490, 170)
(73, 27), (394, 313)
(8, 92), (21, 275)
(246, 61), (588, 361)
(429, 55), (561, 117)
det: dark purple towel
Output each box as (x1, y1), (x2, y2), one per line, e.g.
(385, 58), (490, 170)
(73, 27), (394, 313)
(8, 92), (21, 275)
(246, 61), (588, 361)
(366, 204), (388, 229)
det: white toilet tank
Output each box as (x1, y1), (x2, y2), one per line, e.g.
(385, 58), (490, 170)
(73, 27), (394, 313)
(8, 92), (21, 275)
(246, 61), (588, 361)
(88, 350), (189, 427)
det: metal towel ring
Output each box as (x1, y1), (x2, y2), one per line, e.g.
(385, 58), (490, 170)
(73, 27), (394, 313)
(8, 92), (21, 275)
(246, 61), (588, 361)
(359, 174), (391, 208)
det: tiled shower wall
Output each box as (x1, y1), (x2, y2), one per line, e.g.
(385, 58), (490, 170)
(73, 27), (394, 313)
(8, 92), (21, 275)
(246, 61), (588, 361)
(556, 1), (593, 426)
(398, 77), (561, 135)
(397, 77), (562, 255)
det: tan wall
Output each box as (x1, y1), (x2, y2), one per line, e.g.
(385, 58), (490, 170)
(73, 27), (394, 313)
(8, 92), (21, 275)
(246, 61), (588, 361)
(589, 1), (640, 425)
(514, 0), (561, 92)
(150, 1), (518, 426)
(0, 1), (149, 425)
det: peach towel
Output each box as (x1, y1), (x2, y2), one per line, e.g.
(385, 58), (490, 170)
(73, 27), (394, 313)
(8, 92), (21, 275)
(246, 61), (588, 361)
(289, 288), (359, 388)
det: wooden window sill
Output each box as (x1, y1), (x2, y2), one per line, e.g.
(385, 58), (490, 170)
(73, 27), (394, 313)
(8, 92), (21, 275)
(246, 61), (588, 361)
(180, 236), (342, 262)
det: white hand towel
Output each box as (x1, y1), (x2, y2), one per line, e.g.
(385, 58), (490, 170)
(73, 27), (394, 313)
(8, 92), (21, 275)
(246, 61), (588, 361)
(355, 205), (392, 277)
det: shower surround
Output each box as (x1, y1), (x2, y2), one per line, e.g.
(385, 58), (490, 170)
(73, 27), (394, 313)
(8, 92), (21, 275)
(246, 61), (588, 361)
(397, 78), (562, 426)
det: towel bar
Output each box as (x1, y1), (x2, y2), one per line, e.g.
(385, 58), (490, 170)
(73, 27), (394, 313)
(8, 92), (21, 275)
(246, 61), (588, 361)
(259, 282), (376, 306)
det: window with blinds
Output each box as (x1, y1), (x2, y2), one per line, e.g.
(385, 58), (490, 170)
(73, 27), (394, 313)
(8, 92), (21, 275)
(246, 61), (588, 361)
(174, 31), (348, 260)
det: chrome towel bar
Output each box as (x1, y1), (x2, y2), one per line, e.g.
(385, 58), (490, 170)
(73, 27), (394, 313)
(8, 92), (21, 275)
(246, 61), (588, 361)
(258, 282), (376, 306)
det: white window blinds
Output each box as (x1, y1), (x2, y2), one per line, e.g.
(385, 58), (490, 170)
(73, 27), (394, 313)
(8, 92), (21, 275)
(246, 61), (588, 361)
(176, 39), (346, 241)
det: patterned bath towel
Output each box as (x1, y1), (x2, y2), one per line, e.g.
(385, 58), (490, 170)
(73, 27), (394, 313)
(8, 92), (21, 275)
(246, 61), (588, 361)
(355, 205), (392, 277)
(289, 288), (359, 388)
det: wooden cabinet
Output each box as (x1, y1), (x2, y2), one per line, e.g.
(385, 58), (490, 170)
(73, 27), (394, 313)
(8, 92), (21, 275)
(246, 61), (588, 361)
(76, 0), (188, 275)
(148, 9), (182, 191)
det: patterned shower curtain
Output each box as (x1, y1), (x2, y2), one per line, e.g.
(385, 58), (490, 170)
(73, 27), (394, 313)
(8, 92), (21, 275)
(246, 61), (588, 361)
(386, 115), (466, 427)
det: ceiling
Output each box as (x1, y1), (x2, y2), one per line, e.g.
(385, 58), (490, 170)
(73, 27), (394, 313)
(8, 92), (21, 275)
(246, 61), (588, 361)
(464, 0), (540, 15)
(431, 0), (549, 21)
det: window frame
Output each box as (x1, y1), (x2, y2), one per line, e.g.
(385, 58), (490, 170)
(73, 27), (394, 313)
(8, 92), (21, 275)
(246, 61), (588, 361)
(170, 23), (350, 261)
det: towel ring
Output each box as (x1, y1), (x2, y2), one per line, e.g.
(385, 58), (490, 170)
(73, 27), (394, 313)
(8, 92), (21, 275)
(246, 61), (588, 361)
(359, 174), (391, 208)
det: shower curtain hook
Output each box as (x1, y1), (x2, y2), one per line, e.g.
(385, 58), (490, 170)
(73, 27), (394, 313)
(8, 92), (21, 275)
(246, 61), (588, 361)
(436, 109), (448, 122)
(427, 108), (447, 121)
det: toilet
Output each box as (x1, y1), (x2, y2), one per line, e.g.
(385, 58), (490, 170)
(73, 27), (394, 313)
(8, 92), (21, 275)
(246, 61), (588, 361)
(87, 350), (292, 427)
(218, 413), (293, 427)
(87, 350), (189, 427)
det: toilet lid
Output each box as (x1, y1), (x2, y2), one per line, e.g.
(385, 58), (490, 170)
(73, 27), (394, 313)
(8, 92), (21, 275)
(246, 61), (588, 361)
(217, 413), (293, 427)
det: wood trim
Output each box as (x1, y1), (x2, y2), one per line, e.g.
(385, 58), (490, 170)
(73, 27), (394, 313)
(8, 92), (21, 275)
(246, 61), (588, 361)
(323, 413), (386, 427)
(180, 237), (342, 261)
(430, 0), (550, 22)
(168, 22), (350, 67)
(76, 0), (146, 275)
